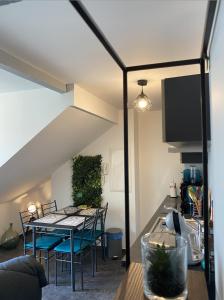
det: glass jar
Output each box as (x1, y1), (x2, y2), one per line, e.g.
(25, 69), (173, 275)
(141, 232), (188, 300)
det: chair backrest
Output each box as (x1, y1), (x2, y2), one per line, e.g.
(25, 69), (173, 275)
(19, 208), (40, 238)
(78, 210), (99, 247)
(41, 200), (57, 216)
(102, 202), (108, 226)
(98, 202), (108, 231)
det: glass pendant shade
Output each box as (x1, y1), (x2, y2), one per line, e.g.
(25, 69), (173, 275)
(133, 90), (152, 112)
(132, 80), (152, 112)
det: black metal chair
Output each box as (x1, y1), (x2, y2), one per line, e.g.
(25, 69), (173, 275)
(95, 202), (108, 268)
(19, 208), (62, 282)
(41, 200), (57, 216)
(54, 215), (97, 290)
(74, 203), (108, 271)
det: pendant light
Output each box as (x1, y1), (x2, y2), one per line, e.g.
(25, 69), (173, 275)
(132, 79), (152, 112)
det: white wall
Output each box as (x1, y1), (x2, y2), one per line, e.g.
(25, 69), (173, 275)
(0, 179), (51, 240)
(51, 160), (73, 210)
(0, 87), (72, 166)
(51, 110), (139, 247)
(137, 110), (183, 231)
(208, 2), (224, 299)
(0, 86), (115, 240)
(51, 109), (183, 247)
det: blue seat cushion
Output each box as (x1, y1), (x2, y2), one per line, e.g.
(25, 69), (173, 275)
(74, 229), (103, 241)
(54, 238), (91, 254)
(25, 235), (62, 250)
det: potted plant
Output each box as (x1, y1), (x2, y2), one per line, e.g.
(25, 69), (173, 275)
(141, 232), (188, 299)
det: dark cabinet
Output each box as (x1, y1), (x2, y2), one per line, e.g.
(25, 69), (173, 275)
(181, 152), (202, 164)
(162, 74), (210, 144)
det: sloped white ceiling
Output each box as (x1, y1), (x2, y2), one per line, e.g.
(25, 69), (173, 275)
(83, 0), (208, 66)
(0, 0), (208, 108)
(0, 0), (122, 107)
(0, 107), (112, 202)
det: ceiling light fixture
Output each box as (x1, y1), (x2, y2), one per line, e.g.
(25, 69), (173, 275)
(132, 79), (152, 112)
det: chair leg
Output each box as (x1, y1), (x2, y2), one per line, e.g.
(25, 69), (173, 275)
(39, 250), (42, 263)
(70, 253), (76, 291)
(55, 252), (58, 286)
(48, 252), (50, 282)
(95, 243), (98, 272)
(91, 247), (95, 277)
(66, 254), (69, 271)
(68, 254), (70, 271)
(101, 234), (106, 261)
(80, 254), (84, 290)
(45, 251), (49, 283)
(61, 253), (64, 272)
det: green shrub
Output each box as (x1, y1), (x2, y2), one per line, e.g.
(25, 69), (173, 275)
(72, 155), (102, 207)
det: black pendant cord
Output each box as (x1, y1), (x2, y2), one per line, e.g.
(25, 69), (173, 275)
(123, 70), (130, 269)
(200, 57), (210, 285)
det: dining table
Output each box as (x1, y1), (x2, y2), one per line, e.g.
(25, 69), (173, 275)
(24, 206), (103, 291)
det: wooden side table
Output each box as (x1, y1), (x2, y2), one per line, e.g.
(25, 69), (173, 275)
(114, 263), (208, 300)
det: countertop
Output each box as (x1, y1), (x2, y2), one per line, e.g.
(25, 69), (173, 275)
(114, 262), (208, 300)
(114, 196), (208, 300)
(131, 195), (181, 262)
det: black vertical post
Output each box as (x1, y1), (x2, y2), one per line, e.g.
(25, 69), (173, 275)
(200, 57), (210, 285)
(123, 70), (130, 269)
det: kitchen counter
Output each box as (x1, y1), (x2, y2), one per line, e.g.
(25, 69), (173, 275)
(114, 196), (208, 300)
(131, 195), (181, 262)
(114, 262), (208, 300)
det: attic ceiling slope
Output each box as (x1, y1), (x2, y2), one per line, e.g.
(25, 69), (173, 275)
(83, 0), (208, 66)
(0, 108), (113, 203)
(0, 0), (208, 108)
(0, 0), (123, 107)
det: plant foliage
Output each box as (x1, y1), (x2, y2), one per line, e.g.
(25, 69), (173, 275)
(147, 243), (185, 298)
(72, 155), (102, 207)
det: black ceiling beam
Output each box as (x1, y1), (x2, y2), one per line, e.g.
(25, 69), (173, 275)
(69, 0), (126, 71)
(126, 58), (201, 72)
(201, 0), (218, 58)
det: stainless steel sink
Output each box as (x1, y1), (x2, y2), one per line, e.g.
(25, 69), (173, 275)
(150, 216), (204, 264)
(150, 216), (203, 235)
